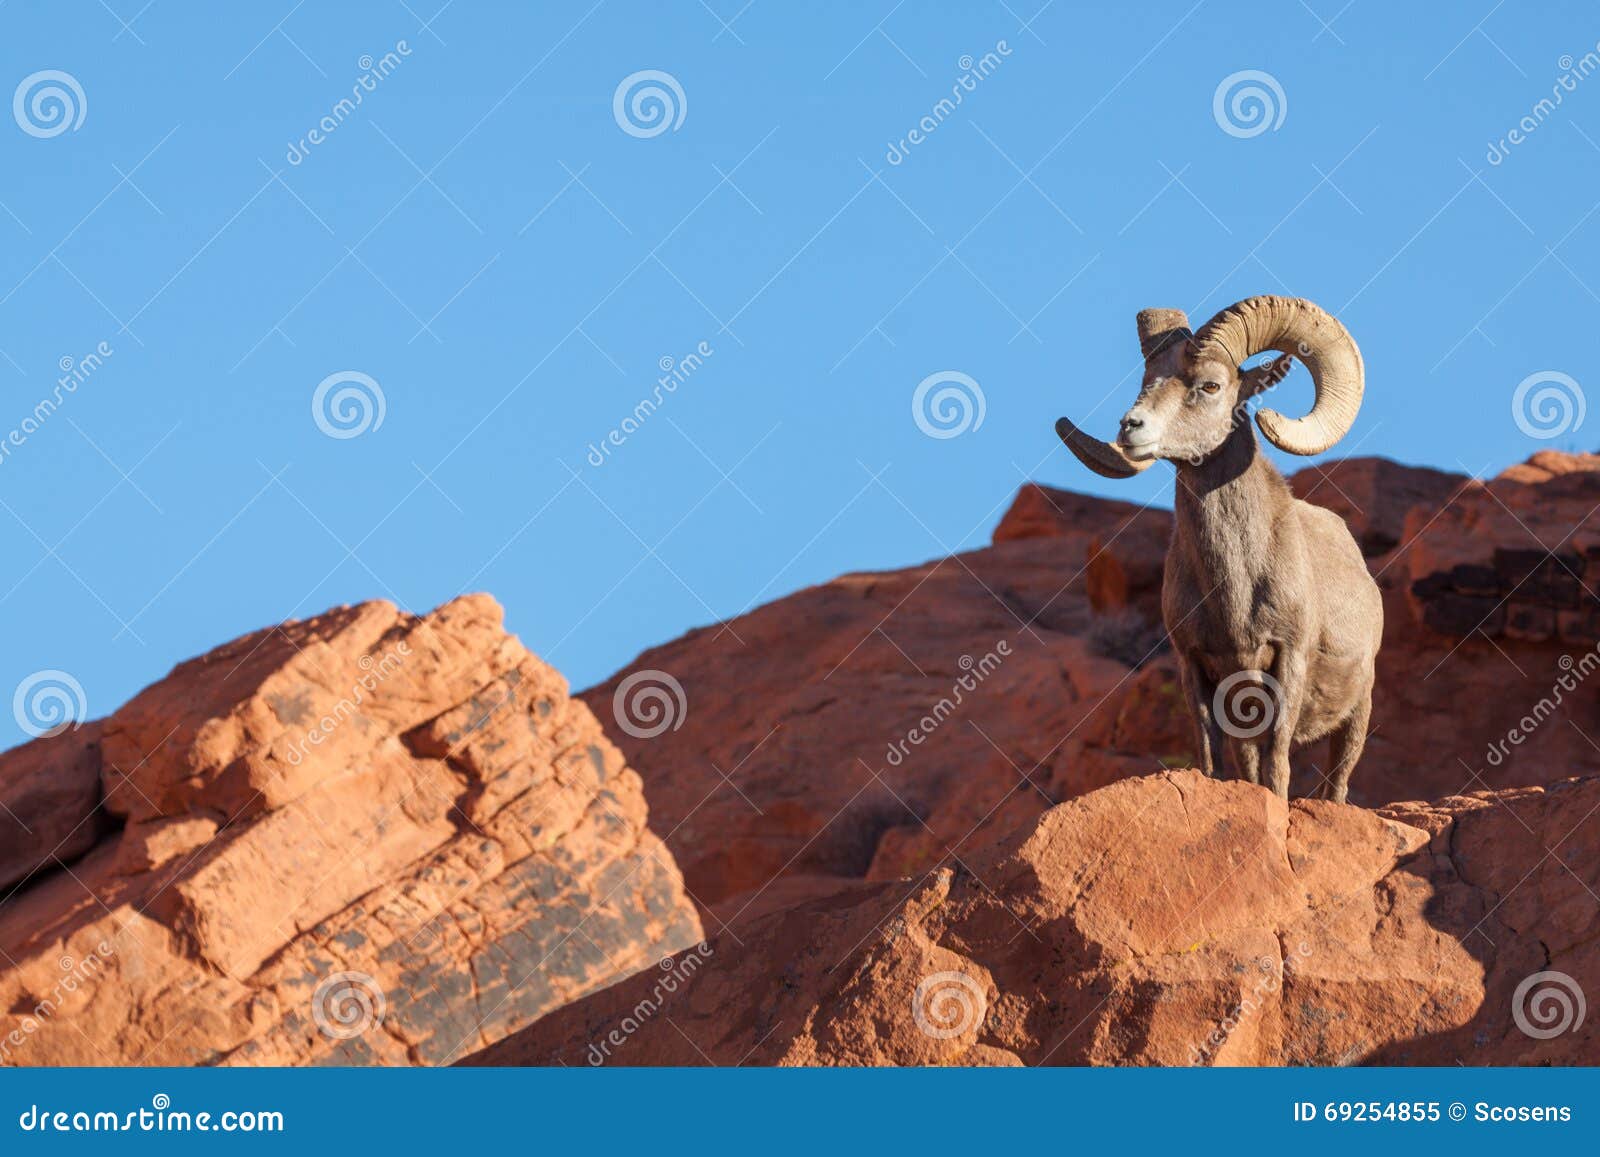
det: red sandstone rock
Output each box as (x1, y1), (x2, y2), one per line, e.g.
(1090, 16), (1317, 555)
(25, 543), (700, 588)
(464, 769), (1598, 1067)
(1288, 457), (1463, 558)
(0, 722), (108, 893)
(8, 449), (1600, 1070)
(1401, 457), (1600, 646)
(581, 454), (1600, 923)
(581, 492), (1171, 924)
(0, 596), (700, 1066)
(1497, 449), (1600, 485)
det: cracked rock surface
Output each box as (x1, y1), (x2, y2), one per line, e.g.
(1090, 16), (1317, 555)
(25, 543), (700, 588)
(0, 595), (701, 1066)
(465, 769), (1599, 1067)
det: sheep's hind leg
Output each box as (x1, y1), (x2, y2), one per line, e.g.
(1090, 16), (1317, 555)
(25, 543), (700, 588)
(1317, 690), (1372, 805)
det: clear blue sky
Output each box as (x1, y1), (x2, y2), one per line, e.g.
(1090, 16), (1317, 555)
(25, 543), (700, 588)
(2, 1), (1597, 747)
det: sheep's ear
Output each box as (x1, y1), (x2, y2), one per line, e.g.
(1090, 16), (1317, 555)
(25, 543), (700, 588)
(1239, 354), (1294, 399)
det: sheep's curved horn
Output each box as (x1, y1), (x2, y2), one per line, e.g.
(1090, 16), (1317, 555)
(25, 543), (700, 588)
(1055, 308), (1190, 479)
(1190, 296), (1363, 455)
(1055, 416), (1152, 478)
(1135, 307), (1192, 369)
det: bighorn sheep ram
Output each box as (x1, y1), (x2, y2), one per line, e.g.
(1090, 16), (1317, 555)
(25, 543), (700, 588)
(1056, 296), (1381, 803)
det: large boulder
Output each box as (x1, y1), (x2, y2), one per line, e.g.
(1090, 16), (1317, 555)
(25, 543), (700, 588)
(0, 595), (701, 1066)
(464, 770), (1599, 1067)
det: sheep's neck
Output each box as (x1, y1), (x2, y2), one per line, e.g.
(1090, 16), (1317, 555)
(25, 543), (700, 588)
(1172, 423), (1292, 601)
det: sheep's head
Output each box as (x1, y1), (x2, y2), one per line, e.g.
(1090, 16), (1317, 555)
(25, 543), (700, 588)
(1056, 296), (1364, 478)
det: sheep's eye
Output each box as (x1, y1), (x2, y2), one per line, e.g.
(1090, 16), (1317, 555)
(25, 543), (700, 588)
(1198, 381), (1222, 396)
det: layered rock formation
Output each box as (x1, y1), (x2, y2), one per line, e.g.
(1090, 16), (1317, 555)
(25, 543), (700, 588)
(1403, 452), (1600, 645)
(6, 449), (1599, 1070)
(465, 769), (1599, 1067)
(581, 454), (1600, 924)
(0, 596), (701, 1066)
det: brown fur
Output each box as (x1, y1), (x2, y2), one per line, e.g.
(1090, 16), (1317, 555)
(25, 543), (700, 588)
(1060, 300), (1381, 802)
(1160, 417), (1380, 803)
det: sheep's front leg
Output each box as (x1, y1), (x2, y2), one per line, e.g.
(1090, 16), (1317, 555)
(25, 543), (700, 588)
(1229, 736), (1261, 786)
(1263, 649), (1309, 800)
(1177, 654), (1224, 777)
(1213, 665), (1270, 786)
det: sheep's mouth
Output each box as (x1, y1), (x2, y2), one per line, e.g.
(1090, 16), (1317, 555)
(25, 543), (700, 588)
(1118, 437), (1159, 460)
